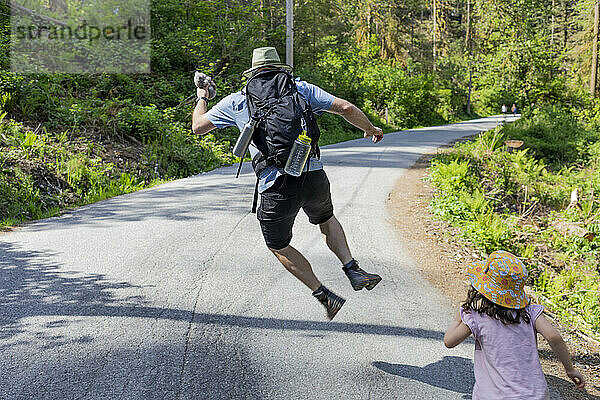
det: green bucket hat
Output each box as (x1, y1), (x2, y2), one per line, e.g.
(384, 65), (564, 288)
(242, 47), (293, 78)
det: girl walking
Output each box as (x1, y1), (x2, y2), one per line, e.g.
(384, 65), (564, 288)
(444, 250), (585, 399)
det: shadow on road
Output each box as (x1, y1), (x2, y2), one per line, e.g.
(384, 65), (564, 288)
(373, 356), (474, 399)
(20, 180), (253, 232)
(373, 356), (599, 400)
(0, 241), (151, 349)
(545, 375), (600, 400)
(0, 240), (451, 349)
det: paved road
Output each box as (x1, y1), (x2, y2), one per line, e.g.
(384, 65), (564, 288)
(1, 115), (549, 399)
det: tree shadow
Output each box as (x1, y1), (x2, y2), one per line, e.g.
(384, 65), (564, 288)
(0, 240), (450, 350)
(4, 339), (271, 400)
(545, 375), (600, 400)
(373, 356), (474, 399)
(0, 240), (152, 349)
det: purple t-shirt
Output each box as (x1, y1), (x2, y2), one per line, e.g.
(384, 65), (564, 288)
(460, 304), (549, 400)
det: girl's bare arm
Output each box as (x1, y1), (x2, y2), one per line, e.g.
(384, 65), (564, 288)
(444, 309), (472, 348)
(535, 314), (586, 390)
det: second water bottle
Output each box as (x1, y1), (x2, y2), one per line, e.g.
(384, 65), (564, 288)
(284, 133), (312, 177)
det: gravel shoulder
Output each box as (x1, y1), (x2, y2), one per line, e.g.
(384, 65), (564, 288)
(387, 146), (600, 399)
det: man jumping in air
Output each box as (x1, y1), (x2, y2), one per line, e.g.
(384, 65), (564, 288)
(192, 47), (383, 320)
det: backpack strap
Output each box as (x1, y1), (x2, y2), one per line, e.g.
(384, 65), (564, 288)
(235, 158), (244, 178)
(251, 178), (259, 214)
(252, 152), (270, 178)
(290, 81), (321, 160)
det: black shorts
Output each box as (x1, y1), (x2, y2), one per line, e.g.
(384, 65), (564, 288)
(257, 169), (334, 250)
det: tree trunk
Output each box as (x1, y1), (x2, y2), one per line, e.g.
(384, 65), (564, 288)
(467, 67), (472, 114)
(260, 0), (265, 39)
(564, 0), (569, 49)
(286, 0), (293, 68)
(420, 7), (424, 60)
(410, 15), (414, 57)
(551, 0), (555, 46)
(432, 0), (437, 71)
(591, 1), (599, 97)
(466, 0), (472, 114)
(465, 0), (470, 47)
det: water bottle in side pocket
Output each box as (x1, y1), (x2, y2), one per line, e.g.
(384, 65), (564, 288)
(233, 117), (257, 158)
(284, 132), (312, 177)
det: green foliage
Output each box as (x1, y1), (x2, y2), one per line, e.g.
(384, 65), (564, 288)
(428, 156), (512, 252)
(502, 105), (598, 167)
(0, 168), (53, 222)
(316, 112), (363, 145)
(472, 0), (571, 112)
(460, 189), (490, 215)
(537, 266), (600, 335)
(428, 112), (600, 337)
(145, 129), (235, 180)
(462, 212), (514, 252)
(429, 159), (474, 193)
(0, 1), (8, 70)
(313, 48), (457, 129)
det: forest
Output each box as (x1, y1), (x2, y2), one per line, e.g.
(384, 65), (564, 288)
(0, 0), (599, 339)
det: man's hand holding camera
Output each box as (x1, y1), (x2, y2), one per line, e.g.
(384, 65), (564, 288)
(194, 72), (217, 103)
(192, 72), (218, 134)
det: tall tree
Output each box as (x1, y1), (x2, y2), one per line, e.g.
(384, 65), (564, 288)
(591, 0), (599, 96)
(466, 0), (472, 113)
(433, 0), (437, 70)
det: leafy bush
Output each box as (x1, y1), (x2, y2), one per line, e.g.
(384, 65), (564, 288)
(503, 105), (600, 167)
(317, 112), (363, 145)
(314, 48), (456, 130)
(427, 117), (600, 337)
(537, 266), (600, 335)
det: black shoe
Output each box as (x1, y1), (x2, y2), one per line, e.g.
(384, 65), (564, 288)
(343, 260), (382, 291)
(312, 286), (346, 320)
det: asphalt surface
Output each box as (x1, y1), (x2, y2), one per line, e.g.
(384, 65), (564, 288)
(1, 115), (560, 399)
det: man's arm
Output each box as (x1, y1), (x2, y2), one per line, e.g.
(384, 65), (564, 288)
(327, 97), (383, 143)
(192, 87), (217, 136)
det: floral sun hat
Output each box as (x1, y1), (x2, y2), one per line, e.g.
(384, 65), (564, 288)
(465, 250), (530, 309)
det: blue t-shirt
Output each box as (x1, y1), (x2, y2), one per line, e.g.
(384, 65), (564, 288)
(205, 78), (335, 192)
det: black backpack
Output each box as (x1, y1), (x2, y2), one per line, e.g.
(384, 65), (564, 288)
(245, 68), (320, 177)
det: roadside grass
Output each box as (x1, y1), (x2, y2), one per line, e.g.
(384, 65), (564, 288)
(0, 113), (232, 227)
(426, 110), (600, 339)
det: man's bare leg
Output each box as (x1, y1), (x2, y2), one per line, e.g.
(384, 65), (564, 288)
(269, 245), (321, 291)
(319, 215), (352, 265)
(319, 215), (382, 291)
(269, 244), (345, 320)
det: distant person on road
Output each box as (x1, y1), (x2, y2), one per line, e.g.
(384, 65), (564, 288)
(192, 47), (383, 320)
(444, 251), (586, 399)
(501, 104), (507, 114)
(511, 103), (517, 115)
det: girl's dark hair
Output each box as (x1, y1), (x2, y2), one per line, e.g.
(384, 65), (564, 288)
(462, 287), (530, 325)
